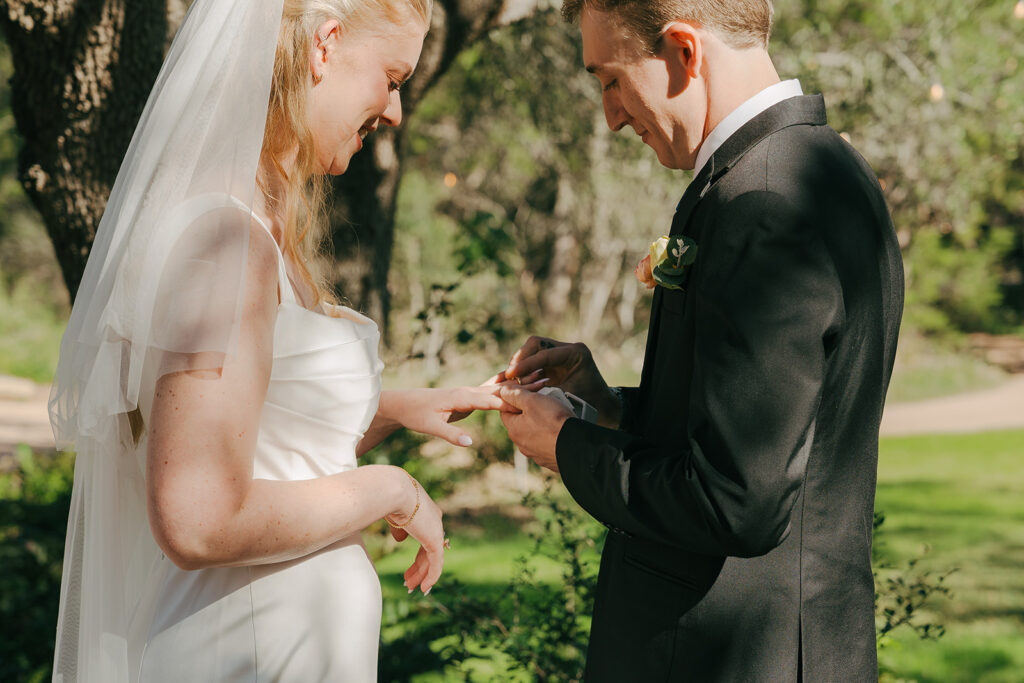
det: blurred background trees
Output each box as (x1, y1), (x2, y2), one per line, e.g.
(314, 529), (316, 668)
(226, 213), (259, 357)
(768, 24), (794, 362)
(1, 0), (1022, 680)
(2, 0), (1021, 361)
(0, 0), (546, 322)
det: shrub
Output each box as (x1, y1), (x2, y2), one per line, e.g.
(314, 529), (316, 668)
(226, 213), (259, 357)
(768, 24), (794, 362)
(0, 447), (74, 682)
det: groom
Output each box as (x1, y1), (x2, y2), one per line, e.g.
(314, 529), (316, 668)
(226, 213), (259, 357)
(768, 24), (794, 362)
(500, 0), (903, 680)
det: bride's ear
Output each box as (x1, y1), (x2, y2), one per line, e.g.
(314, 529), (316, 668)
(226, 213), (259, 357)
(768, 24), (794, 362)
(310, 19), (341, 85)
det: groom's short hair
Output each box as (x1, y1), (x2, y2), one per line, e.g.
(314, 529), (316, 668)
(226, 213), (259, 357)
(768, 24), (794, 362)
(562, 0), (774, 53)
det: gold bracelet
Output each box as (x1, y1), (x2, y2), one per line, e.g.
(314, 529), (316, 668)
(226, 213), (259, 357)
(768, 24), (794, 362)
(385, 469), (420, 530)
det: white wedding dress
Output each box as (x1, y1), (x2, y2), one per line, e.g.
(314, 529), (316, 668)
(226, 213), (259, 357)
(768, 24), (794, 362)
(134, 199), (386, 681)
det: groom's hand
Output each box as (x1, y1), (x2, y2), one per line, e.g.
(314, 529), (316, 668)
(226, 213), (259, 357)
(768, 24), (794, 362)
(505, 336), (622, 429)
(499, 386), (573, 473)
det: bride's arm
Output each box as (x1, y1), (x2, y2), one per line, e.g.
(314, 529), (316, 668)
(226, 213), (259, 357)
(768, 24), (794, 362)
(146, 229), (442, 592)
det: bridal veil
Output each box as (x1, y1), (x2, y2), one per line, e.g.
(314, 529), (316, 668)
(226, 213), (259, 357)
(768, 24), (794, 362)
(48, 0), (285, 679)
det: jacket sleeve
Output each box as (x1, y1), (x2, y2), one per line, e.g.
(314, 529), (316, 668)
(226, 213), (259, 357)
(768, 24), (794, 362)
(556, 190), (845, 557)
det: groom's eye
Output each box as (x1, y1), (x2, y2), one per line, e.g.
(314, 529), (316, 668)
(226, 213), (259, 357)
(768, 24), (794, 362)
(602, 79), (617, 92)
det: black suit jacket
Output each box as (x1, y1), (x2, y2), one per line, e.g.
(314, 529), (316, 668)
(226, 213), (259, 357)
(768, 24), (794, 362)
(556, 95), (904, 682)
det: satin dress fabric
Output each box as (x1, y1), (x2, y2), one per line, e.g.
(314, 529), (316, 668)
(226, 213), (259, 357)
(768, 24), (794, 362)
(137, 202), (386, 681)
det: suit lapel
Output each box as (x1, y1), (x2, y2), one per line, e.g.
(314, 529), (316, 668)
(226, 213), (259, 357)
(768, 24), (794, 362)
(641, 95), (830, 416)
(670, 94), (828, 236)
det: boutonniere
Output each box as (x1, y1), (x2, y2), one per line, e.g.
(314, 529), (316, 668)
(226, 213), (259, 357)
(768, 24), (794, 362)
(635, 235), (698, 290)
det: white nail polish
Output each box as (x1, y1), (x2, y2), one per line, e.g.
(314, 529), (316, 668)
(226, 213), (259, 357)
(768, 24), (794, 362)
(458, 435), (473, 447)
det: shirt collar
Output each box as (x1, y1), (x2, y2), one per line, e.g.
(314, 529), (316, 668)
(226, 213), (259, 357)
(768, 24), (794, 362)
(692, 79), (804, 177)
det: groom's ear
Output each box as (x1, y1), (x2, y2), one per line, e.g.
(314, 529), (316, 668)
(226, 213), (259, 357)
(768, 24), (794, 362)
(660, 21), (703, 89)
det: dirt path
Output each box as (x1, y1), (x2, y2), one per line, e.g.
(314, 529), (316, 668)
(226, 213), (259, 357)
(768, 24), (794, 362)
(0, 375), (54, 461)
(878, 374), (1024, 437)
(3, 373), (1024, 461)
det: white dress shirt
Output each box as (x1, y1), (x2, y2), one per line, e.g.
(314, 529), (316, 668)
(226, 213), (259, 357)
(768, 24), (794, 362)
(693, 79), (804, 177)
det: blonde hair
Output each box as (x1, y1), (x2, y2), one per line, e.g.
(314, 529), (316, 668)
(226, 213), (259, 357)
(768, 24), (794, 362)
(562, 0), (773, 52)
(259, 0), (432, 309)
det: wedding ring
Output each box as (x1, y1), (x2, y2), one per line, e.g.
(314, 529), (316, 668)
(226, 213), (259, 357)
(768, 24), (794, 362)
(516, 376), (522, 385)
(443, 537), (451, 550)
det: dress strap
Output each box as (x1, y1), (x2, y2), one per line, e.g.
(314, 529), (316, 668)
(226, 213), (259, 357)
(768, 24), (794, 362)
(248, 209), (298, 306)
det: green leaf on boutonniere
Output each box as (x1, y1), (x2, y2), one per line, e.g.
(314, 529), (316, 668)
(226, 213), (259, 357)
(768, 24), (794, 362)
(650, 235), (698, 290)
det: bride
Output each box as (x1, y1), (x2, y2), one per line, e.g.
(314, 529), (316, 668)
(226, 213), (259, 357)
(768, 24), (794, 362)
(48, 0), (524, 680)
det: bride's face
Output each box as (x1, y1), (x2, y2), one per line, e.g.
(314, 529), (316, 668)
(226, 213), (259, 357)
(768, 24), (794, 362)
(308, 19), (426, 175)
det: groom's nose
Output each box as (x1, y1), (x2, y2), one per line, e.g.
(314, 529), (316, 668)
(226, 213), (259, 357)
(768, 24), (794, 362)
(602, 91), (628, 132)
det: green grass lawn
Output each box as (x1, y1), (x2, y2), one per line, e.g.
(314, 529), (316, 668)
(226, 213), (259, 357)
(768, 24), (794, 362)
(3, 419), (1021, 681)
(0, 279), (66, 383)
(875, 429), (1024, 682)
(368, 429), (1024, 682)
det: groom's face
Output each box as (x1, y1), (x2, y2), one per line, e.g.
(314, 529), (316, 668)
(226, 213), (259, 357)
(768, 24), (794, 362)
(581, 9), (705, 170)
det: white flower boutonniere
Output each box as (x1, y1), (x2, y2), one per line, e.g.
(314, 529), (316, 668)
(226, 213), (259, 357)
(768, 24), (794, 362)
(635, 235), (698, 291)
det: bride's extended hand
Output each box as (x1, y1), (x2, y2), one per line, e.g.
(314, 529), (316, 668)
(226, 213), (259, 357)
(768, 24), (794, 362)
(445, 369), (548, 423)
(382, 379), (543, 447)
(358, 376), (549, 456)
(384, 470), (446, 595)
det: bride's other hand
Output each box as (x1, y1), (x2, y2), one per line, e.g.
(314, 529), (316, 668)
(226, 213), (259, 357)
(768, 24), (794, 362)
(504, 336), (622, 429)
(385, 471), (445, 595)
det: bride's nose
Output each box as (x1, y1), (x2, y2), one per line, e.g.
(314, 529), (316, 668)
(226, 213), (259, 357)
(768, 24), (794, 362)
(381, 90), (403, 127)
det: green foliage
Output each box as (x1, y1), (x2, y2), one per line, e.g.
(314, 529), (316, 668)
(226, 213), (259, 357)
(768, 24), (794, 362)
(443, 486), (602, 681)
(873, 512), (956, 648)
(772, 0), (1024, 334)
(392, 0), (1024, 352)
(0, 448), (74, 682)
(453, 212), (518, 278)
(378, 482), (603, 682)
(0, 270), (67, 382)
(650, 235), (698, 291)
(393, 8), (682, 356)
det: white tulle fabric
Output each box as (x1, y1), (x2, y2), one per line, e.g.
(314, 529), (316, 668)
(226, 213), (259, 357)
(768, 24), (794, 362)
(48, 1), (285, 680)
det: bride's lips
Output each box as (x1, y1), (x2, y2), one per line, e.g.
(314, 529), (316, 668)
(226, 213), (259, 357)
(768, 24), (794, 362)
(355, 121), (376, 151)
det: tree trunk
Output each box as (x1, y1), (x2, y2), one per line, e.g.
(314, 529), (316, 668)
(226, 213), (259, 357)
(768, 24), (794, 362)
(0, 0), (186, 302)
(1, 0), (541, 323)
